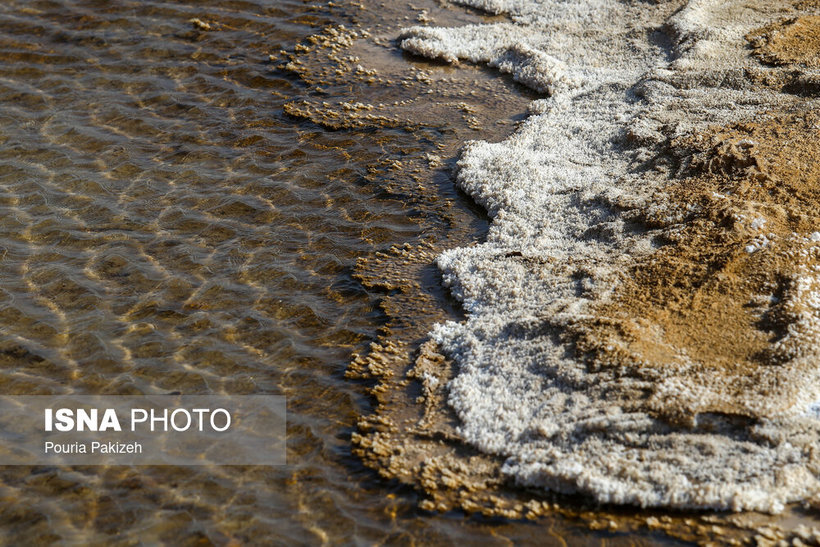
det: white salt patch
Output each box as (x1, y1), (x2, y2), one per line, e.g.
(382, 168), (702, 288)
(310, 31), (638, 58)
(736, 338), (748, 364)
(746, 234), (772, 253)
(751, 217), (766, 230)
(421, 371), (439, 389)
(404, 0), (820, 512)
(399, 24), (572, 94)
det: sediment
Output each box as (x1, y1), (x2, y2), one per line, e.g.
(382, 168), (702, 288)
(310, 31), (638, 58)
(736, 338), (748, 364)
(294, 0), (820, 541)
(362, 0), (820, 523)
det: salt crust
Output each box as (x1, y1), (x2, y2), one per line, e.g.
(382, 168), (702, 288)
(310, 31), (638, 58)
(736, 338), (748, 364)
(400, 0), (820, 512)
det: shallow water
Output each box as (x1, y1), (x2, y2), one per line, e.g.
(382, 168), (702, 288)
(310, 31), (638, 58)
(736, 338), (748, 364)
(0, 0), (422, 543)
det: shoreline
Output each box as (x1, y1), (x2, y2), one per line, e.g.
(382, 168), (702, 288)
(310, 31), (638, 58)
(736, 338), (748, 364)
(342, 0), (820, 542)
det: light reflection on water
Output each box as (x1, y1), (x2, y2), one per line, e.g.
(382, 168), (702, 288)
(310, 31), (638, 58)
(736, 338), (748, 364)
(0, 0), (417, 542)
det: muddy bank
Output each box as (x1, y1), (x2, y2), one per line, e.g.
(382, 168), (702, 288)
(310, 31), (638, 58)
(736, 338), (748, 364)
(347, 0), (820, 542)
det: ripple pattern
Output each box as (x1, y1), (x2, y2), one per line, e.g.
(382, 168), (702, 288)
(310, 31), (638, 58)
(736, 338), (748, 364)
(0, 0), (424, 542)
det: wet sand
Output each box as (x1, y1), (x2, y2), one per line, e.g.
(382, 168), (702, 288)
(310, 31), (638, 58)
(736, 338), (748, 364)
(347, 0), (820, 543)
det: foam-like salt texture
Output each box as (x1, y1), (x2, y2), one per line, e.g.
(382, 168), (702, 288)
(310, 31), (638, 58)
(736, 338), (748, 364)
(401, 0), (820, 512)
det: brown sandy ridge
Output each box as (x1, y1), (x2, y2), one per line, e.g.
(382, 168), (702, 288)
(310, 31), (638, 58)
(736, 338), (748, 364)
(574, 109), (820, 424)
(748, 14), (820, 68)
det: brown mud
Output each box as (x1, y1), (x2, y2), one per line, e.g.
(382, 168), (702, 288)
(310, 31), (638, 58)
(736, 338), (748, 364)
(748, 14), (820, 68)
(576, 109), (820, 425)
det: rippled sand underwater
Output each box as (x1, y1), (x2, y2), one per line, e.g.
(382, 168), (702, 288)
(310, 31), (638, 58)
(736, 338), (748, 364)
(0, 0), (482, 543)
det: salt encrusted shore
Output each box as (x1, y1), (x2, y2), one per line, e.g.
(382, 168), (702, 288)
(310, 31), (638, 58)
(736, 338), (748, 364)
(398, 0), (820, 513)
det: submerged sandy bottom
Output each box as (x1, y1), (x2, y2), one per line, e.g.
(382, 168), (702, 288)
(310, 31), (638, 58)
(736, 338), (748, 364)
(379, 0), (820, 516)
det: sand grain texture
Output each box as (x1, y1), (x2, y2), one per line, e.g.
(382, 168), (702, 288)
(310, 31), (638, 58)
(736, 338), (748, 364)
(356, 0), (820, 533)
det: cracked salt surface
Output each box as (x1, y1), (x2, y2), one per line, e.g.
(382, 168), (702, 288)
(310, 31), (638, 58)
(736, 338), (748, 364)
(402, 0), (820, 512)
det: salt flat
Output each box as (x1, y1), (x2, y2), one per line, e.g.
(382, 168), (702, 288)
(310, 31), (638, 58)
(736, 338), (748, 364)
(399, 0), (820, 512)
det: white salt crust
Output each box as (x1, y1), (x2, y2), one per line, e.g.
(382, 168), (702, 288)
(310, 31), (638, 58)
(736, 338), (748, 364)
(401, 0), (820, 512)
